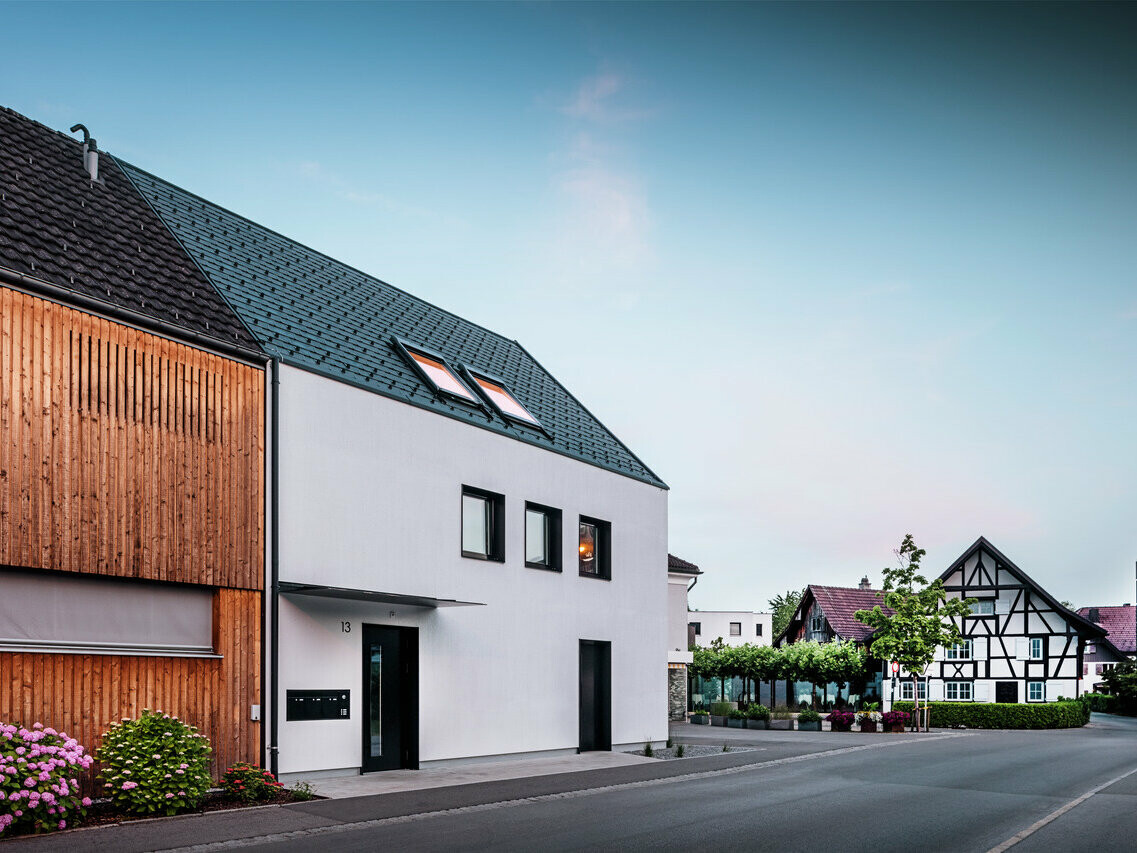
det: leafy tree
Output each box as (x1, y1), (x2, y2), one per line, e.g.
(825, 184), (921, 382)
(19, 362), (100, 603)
(769, 589), (804, 638)
(820, 641), (866, 708)
(1102, 661), (1137, 715)
(854, 534), (975, 729)
(692, 637), (730, 700)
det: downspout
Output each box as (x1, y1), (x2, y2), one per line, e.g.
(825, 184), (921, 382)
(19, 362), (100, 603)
(268, 358), (281, 776)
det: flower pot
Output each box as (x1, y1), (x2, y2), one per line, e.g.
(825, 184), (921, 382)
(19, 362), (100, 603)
(690, 715), (709, 725)
(831, 723), (852, 733)
(797, 721), (821, 732)
(745, 719), (768, 730)
(858, 721), (878, 733)
(711, 715), (728, 727)
(888, 723), (906, 733)
(727, 718), (745, 728)
(768, 718), (791, 730)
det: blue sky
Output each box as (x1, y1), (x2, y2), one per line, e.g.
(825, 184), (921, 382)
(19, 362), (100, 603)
(4, 2), (1135, 609)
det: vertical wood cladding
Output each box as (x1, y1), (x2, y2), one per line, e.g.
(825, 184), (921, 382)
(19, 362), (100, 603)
(0, 589), (261, 783)
(0, 287), (264, 590)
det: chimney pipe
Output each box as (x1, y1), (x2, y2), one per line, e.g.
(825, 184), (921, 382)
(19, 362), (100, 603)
(858, 575), (871, 591)
(69, 123), (99, 182)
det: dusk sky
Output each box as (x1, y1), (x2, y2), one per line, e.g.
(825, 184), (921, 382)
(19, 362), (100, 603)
(4, 2), (1135, 611)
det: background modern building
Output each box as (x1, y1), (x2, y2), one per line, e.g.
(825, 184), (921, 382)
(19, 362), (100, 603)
(667, 554), (700, 719)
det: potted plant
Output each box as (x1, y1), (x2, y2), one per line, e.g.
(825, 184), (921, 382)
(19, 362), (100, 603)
(710, 701), (733, 727)
(727, 708), (747, 728)
(825, 709), (855, 732)
(797, 709), (822, 731)
(881, 710), (909, 733)
(689, 710), (709, 725)
(857, 711), (878, 733)
(768, 705), (793, 730)
(746, 704), (770, 730)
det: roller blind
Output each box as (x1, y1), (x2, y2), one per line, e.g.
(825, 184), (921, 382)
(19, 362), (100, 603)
(0, 569), (214, 657)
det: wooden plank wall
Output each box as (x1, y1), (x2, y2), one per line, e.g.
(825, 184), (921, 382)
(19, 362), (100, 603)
(0, 589), (261, 787)
(0, 286), (264, 589)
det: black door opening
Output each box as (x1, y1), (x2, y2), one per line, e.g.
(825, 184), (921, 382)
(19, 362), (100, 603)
(579, 640), (611, 752)
(361, 625), (418, 772)
(995, 681), (1018, 704)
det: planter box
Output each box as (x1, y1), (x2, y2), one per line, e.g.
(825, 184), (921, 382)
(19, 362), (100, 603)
(689, 715), (709, 726)
(768, 718), (792, 730)
(858, 721), (879, 733)
(797, 721), (821, 732)
(727, 718), (745, 728)
(745, 719), (768, 730)
(887, 723), (906, 733)
(831, 724), (852, 733)
(710, 715), (728, 727)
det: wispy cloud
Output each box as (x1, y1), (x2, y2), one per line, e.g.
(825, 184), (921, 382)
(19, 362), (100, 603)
(296, 160), (465, 228)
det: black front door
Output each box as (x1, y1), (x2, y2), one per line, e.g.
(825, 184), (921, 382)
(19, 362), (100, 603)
(579, 640), (611, 752)
(995, 681), (1018, 703)
(362, 625), (418, 772)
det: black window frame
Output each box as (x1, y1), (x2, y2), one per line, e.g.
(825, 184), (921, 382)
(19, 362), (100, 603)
(393, 337), (482, 407)
(524, 501), (562, 572)
(690, 622), (701, 636)
(460, 485), (505, 562)
(578, 515), (612, 580)
(756, 623), (763, 637)
(460, 364), (548, 434)
(729, 622), (742, 636)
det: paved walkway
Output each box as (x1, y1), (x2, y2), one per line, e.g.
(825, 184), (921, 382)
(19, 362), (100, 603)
(294, 750), (655, 798)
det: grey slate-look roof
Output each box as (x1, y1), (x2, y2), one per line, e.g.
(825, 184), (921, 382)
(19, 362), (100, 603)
(0, 107), (258, 349)
(117, 159), (665, 488)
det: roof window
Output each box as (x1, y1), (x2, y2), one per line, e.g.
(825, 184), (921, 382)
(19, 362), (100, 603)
(463, 367), (541, 427)
(394, 339), (478, 403)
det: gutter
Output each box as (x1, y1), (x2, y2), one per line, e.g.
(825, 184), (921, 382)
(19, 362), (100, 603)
(0, 265), (264, 366)
(268, 359), (281, 777)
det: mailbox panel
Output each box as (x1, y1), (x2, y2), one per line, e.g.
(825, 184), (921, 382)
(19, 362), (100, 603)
(286, 689), (350, 721)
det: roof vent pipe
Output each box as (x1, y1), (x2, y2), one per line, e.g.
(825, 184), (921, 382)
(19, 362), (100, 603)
(69, 123), (99, 182)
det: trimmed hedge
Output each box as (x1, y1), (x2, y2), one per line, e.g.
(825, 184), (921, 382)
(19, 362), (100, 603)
(892, 700), (1089, 729)
(1080, 693), (1118, 714)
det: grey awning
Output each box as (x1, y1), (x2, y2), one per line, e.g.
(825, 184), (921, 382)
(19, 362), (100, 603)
(278, 582), (484, 609)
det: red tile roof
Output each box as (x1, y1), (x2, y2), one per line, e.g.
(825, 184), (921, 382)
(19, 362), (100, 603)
(809, 584), (891, 642)
(1077, 605), (1136, 654)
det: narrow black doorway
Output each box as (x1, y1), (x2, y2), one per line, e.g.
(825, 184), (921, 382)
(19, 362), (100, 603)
(995, 681), (1017, 704)
(579, 640), (611, 752)
(361, 625), (419, 772)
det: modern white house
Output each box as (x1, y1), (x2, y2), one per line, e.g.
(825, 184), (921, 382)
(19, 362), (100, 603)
(688, 610), (773, 649)
(667, 555), (700, 719)
(885, 537), (1107, 708)
(118, 155), (670, 775)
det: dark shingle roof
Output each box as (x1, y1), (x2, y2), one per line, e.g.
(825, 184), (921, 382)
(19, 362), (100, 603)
(668, 554), (702, 575)
(117, 159), (665, 488)
(808, 584), (889, 643)
(0, 107), (257, 349)
(1078, 605), (1136, 654)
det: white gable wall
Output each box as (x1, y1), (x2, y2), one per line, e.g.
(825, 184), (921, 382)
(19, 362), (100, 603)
(275, 364), (668, 773)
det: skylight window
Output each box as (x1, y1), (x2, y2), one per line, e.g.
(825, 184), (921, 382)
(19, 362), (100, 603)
(394, 339), (478, 403)
(464, 368), (541, 427)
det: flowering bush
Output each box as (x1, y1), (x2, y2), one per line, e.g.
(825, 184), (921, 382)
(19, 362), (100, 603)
(220, 763), (284, 804)
(881, 711), (909, 727)
(825, 710), (855, 728)
(97, 709), (211, 816)
(0, 721), (93, 836)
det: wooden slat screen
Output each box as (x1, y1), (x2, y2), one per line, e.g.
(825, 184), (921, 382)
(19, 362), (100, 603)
(0, 287), (264, 590)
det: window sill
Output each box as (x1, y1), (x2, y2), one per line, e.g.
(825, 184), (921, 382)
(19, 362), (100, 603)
(578, 571), (611, 582)
(525, 562), (562, 572)
(461, 551), (504, 562)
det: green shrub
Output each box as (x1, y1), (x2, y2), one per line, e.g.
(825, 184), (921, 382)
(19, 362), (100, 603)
(892, 700), (1088, 729)
(709, 702), (734, 717)
(746, 704), (770, 721)
(691, 710), (709, 717)
(220, 763), (284, 804)
(1080, 693), (1118, 714)
(728, 709), (747, 720)
(770, 705), (795, 720)
(289, 781), (318, 801)
(675, 744), (686, 758)
(797, 709), (821, 723)
(98, 709), (212, 816)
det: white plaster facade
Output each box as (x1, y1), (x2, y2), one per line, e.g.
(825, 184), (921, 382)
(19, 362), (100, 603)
(688, 611), (772, 648)
(273, 365), (668, 775)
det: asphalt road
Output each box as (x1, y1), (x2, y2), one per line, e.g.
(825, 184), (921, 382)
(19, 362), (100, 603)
(9, 714), (1136, 852)
(254, 714), (1137, 853)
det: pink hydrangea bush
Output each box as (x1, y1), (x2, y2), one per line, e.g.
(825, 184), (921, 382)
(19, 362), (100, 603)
(97, 709), (211, 816)
(0, 721), (94, 836)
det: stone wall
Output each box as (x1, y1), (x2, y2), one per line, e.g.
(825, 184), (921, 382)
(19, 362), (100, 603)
(668, 667), (688, 719)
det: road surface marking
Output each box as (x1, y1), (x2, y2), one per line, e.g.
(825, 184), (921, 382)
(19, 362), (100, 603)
(151, 733), (972, 852)
(986, 763), (1137, 853)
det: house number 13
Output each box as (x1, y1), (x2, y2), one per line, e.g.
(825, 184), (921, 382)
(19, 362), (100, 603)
(341, 621), (351, 633)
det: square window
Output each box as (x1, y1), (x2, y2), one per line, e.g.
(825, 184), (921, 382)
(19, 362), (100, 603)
(946, 682), (972, 701)
(729, 622), (741, 636)
(810, 616), (824, 632)
(899, 681), (926, 701)
(578, 515), (611, 580)
(946, 640), (972, 660)
(690, 622), (701, 636)
(461, 486), (505, 561)
(1028, 681), (1044, 702)
(524, 502), (562, 571)
(1030, 638), (1044, 660)
(397, 339), (478, 403)
(969, 600), (995, 615)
